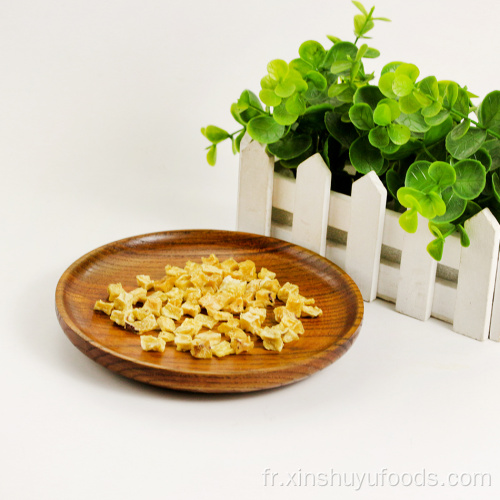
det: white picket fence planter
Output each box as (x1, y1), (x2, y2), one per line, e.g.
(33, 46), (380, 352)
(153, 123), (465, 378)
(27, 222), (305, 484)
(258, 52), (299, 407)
(236, 138), (500, 342)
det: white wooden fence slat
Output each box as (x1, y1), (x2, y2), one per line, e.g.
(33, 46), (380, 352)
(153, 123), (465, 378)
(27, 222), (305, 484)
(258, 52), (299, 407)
(396, 213), (437, 321)
(237, 141), (274, 236)
(453, 209), (500, 341)
(345, 171), (387, 302)
(291, 153), (332, 256)
(489, 252), (500, 341)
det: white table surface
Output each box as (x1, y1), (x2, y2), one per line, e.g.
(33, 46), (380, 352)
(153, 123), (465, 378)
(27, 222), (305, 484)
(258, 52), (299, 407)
(2, 1), (500, 498)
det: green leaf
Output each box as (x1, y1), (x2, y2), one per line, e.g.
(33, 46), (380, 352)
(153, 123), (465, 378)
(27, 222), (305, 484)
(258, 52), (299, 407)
(397, 112), (430, 133)
(369, 126), (390, 149)
(478, 90), (500, 135)
(446, 127), (487, 159)
(353, 85), (384, 109)
(381, 61), (403, 75)
(349, 135), (385, 174)
(427, 238), (444, 261)
(267, 59), (288, 81)
(349, 103), (374, 130)
(230, 103), (246, 126)
(432, 187), (466, 223)
(387, 123), (411, 145)
(398, 187), (422, 210)
(424, 116), (453, 146)
(424, 109), (450, 127)
(399, 208), (419, 233)
(405, 161), (432, 191)
(331, 60), (353, 74)
(328, 83), (350, 97)
(273, 102), (299, 126)
(289, 58), (313, 76)
(421, 101), (442, 118)
(234, 129), (246, 153)
(378, 72), (397, 99)
(285, 94), (307, 116)
(204, 125), (230, 144)
(386, 168), (404, 199)
(450, 120), (470, 141)
(206, 144), (217, 166)
(267, 133), (312, 160)
(373, 103), (392, 126)
(470, 148), (492, 171)
(246, 116), (285, 144)
(392, 74), (414, 97)
(259, 89), (281, 107)
(305, 71), (327, 91)
(325, 111), (359, 148)
(298, 41), (326, 68)
(492, 171), (500, 203)
(352, 0), (368, 15)
(364, 47), (380, 58)
(399, 93), (422, 115)
(275, 80), (296, 98)
(418, 76), (439, 100)
(395, 63), (419, 82)
(452, 159), (486, 199)
(439, 80), (459, 108)
(483, 139), (500, 171)
(429, 221), (456, 239)
(428, 161), (456, 189)
(457, 225), (470, 247)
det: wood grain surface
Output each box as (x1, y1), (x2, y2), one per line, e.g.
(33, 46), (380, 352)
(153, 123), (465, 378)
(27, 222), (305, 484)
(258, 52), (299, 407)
(55, 230), (363, 393)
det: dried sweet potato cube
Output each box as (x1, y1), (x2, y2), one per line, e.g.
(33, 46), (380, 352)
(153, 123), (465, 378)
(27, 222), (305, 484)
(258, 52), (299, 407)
(302, 305), (323, 317)
(212, 340), (234, 357)
(157, 316), (176, 332)
(174, 334), (193, 352)
(158, 331), (175, 343)
(130, 287), (147, 305)
(153, 276), (176, 292)
(285, 292), (303, 317)
(107, 283), (125, 302)
(182, 301), (201, 317)
(277, 282), (299, 302)
(206, 308), (233, 322)
(195, 331), (221, 346)
(113, 291), (134, 311)
(231, 334), (254, 355)
(110, 309), (127, 327)
(144, 296), (162, 317)
(190, 338), (212, 359)
(175, 318), (202, 337)
(193, 313), (218, 329)
(136, 275), (154, 290)
(94, 300), (114, 315)
(258, 267), (276, 280)
(161, 303), (183, 321)
(140, 335), (166, 353)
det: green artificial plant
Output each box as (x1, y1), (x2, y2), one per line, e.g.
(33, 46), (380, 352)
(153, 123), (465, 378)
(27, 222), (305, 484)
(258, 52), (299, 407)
(202, 1), (500, 261)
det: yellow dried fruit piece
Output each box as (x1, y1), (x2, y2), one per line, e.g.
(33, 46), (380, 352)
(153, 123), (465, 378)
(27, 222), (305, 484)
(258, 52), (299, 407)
(158, 331), (175, 343)
(258, 267), (276, 280)
(240, 311), (262, 335)
(165, 265), (186, 277)
(277, 282), (299, 302)
(175, 318), (202, 337)
(182, 301), (201, 317)
(190, 338), (213, 359)
(231, 334), (254, 355)
(263, 337), (284, 352)
(255, 289), (276, 307)
(199, 291), (233, 311)
(144, 296), (162, 317)
(212, 340), (234, 357)
(164, 287), (184, 304)
(157, 316), (176, 332)
(302, 305), (323, 317)
(128, 313), (157, 334)
(223, 297), (244, 314)
(193, 313), (218, 329)
(202, 254), (220, 267)
(174, 334), (193, 351)
(107, 283), (125, 302)
(153, 276), (176, 292)
(183, 287), (202, 304)
(219, 275), (246, 298)
(245, 307), (267, 324)
(285, 292), (303, 317)
(201, 263), (223, 275)
(113, 290), (133, 311)
(136, 275), (154, 290)
(110, 309), (127, 327)
(195, 331), (221, 347)
(260, 277), (281, 294)
(220, 258), (239, 275)
(140, 335), (166, 353)
(206, 307), (233, 322)
(281, 315), (305, 335)
(94, 300), (114, 315)
(161, 303), (183, 321)
(237, 260), (257, 281)
(130, 287), (148, 305)
(283, 330), (300, 343)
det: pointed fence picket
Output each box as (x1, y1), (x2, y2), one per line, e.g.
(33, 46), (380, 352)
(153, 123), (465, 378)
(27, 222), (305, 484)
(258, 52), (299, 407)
(237, 140), (500, 341)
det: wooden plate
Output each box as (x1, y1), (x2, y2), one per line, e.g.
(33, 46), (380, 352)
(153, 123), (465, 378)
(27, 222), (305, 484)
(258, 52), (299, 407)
(56, 230), (363, 393)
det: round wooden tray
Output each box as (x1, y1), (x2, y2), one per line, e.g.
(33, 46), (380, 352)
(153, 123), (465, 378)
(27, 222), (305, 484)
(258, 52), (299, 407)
(55, 230), (363, 393)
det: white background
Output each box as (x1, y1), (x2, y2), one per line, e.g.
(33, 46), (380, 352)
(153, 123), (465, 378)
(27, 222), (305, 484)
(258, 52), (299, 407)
(2, 0), (500, 498)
